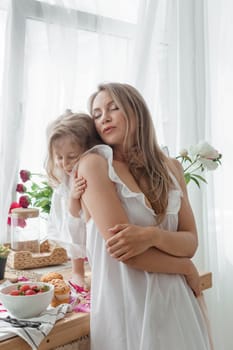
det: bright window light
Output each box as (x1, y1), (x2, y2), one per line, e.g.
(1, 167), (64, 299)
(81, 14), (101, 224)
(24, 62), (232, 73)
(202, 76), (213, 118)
(19, 17), (131, 172)
(35, 0), (140, 23)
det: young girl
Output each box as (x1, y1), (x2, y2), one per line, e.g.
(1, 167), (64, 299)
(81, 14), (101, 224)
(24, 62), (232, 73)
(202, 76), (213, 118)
(45, 111), (101, 289)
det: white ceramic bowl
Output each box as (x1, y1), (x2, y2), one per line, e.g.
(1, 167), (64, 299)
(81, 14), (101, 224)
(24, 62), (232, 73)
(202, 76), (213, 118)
(0, 282), (54, 318)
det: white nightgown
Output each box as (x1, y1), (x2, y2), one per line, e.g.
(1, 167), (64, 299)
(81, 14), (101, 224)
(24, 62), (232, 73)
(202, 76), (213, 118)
(46, 179), (86, 259)
(84, 144), (211, 350)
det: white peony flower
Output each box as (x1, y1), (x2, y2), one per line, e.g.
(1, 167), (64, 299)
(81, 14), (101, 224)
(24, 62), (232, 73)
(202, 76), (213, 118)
(198, 158), (219, 170)
(176, 141), (222, 187)
(190, 141), (220, 160)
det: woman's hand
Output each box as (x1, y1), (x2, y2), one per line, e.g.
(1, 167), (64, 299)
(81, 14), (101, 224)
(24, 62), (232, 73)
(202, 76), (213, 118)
(106, 224), (153, 261)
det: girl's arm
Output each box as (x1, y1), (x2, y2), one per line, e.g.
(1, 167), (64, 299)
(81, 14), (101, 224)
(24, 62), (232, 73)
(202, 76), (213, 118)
(106, 158), (198, 259)
(78, 154), (199, 282)
(69, 170), (87, 217)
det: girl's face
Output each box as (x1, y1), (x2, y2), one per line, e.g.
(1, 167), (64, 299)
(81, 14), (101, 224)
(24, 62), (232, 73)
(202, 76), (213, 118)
(53, 135), (83, 176)
(92, 90), (135, 151)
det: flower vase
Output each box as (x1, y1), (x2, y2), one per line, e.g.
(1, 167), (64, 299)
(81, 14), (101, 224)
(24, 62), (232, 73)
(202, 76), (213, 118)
(0, 257), (7, 280)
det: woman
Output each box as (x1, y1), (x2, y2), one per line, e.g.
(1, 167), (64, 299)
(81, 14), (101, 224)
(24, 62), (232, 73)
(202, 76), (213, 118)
(77, 83), (211, 349)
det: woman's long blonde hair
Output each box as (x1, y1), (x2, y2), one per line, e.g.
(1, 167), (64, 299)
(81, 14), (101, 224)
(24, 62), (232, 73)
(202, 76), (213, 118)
(45, 111), (101, 186)
(88, 83), (173, 223)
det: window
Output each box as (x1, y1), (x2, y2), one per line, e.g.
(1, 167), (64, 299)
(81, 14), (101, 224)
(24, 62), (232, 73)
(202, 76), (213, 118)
(1, 0), (139, 172)
(36, 0), (139, 23)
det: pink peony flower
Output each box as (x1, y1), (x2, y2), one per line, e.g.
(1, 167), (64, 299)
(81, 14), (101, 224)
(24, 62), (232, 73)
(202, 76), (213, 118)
(7, 201), (27, 227)
(7, 202), (21, 226)
(9, 202), (21, 211)
(16, 183), (26, 193)
(19, 195), (31, 208)
(19, 170), (31, 182)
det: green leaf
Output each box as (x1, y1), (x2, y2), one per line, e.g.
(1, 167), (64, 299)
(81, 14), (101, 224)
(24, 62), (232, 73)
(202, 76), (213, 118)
(31, 183), (40, 191)
(190, 174), (208, 183)
(184, 173), (191, 184)
(184, 155), (192, 163)
(34, 198), (50, 207)
(190, 176), (200, 188)
(41, 204), (51, 214)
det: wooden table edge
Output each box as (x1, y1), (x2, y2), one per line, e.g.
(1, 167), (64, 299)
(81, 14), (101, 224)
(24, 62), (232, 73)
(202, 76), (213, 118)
(0, 271), (212, 349)
(0, 312), (90, 350)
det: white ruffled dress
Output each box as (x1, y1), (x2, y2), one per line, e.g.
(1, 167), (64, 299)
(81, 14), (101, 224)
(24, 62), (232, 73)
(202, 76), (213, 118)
(83, 145), (211, 350)
(46, 180), (86, 259)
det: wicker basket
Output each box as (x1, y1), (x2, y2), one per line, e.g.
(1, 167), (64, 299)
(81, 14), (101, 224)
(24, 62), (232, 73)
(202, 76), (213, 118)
(7, 240), (68, 269)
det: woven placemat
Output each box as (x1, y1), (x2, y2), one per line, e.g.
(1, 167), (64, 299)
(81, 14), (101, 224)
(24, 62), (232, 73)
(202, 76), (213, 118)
(5, 265), (43, 282)
(2, 261), (91, 284)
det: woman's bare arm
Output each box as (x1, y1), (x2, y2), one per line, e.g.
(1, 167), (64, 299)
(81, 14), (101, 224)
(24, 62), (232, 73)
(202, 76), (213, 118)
(106, 158), (198, 259)
(79, 154), (195, 271)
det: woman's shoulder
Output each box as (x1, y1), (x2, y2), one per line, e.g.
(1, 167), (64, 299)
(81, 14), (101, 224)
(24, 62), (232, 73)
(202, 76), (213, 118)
(167, 157), (184, 177)
(78, 145), (112, 174)
(82, 144), (112, 159)
(166, 157), (186, 192)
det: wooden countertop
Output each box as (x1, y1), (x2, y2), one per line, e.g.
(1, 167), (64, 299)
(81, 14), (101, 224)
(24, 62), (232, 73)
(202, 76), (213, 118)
(0, 262), (90, 349)
(0, 311), (90, 350)
(0, 264), (212, 350)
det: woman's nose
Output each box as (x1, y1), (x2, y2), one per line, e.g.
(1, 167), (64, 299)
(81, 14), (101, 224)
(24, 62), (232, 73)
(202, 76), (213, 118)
(101, 111), (111, 124)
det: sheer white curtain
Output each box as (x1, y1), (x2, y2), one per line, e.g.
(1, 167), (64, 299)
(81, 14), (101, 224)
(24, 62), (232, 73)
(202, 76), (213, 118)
(203, 1), (233, 349)
(130, 1), (232, 349)
(129, 0), (179, 154)
(0, 0), (168, 244)
(0, 0), (138, 243)
(0, 0), (26, 243)
(130, 0), (208, 267)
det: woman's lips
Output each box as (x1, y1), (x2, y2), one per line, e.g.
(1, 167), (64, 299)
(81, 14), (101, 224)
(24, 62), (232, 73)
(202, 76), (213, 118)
(103, 126), (114, 134)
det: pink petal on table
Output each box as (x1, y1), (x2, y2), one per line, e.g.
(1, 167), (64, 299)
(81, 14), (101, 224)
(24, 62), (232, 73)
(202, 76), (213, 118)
(17, 276), (29, 281)
(73, 303), (90, 313)
(0, 303), (7, 312)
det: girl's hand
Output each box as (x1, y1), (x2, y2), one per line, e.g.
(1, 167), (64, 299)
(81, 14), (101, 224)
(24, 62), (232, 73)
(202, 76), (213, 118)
(70, 170), (87, 200)
(106, 224), (152, 261)
(185, 261), (201, 297)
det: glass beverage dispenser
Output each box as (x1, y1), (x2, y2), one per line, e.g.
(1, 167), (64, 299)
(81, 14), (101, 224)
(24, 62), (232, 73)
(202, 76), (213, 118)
(11, 208), (40, 253)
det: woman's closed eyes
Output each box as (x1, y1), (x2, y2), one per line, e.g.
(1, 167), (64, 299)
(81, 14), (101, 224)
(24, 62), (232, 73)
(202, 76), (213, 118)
(92, 103), (119, 120)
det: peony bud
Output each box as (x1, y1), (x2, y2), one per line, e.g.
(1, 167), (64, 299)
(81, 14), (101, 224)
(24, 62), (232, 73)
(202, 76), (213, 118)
(19, 195), (31, 208)
(19, 170), (31, 182)
(179, 148), (188, 157)
(16, 183), (26, 193)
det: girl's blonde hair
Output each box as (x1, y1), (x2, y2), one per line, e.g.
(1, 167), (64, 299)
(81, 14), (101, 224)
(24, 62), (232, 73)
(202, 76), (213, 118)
(88, 83), (173, 223)
(45, 111), (101, 186)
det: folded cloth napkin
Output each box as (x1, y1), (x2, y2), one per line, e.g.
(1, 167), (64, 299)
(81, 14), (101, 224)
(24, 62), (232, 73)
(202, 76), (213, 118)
(0, 303), (72, 349)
